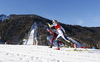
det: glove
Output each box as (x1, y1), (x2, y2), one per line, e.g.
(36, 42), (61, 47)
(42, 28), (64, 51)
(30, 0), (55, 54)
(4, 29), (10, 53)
(47, 23), (51, 27)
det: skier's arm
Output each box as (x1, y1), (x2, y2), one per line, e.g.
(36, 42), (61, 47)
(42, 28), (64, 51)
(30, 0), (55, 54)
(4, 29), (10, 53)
(50, 23), (57, 28)
(61, 26), (66, 33)
(49, 33), (53, 35)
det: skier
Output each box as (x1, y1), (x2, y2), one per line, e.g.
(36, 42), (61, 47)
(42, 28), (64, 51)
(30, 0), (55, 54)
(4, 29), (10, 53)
(47, 28), (63, 49)
(48, 20), (73, 50)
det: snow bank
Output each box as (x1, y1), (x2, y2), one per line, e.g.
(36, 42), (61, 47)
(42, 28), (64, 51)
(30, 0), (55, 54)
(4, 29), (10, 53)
(0, 45), (100, 62)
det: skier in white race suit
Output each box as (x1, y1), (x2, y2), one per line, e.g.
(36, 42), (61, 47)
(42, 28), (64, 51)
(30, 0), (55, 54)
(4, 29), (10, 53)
(49, 20), (73, 50)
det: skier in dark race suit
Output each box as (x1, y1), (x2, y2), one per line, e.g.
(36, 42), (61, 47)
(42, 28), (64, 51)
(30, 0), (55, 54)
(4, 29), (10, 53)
(47, 28), (63, 49)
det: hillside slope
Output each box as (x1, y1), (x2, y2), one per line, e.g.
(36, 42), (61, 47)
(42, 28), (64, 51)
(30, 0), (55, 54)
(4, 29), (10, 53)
(0, 14), (100, 48)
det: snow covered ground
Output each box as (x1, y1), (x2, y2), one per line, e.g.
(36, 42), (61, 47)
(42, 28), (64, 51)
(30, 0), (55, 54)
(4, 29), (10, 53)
(0, 45), (100, 62)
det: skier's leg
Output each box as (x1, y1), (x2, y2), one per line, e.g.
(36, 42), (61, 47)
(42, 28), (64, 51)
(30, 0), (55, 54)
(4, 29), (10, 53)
(59, 30), (70, 43)
(57, 40), (60, 47)
(57, 29), (69, 42)
(62, 34), (70, 42)
(56, 40), (60, 50)
(55, 34), (61, 50)
(61, 33), (74, 45)
(50, 38), (54, 48)
(51, 38), (54, 44)
(56, 34), (61, 42)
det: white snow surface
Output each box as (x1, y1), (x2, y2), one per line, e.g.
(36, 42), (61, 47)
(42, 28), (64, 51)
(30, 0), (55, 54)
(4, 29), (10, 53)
(0, 45), (100, 62)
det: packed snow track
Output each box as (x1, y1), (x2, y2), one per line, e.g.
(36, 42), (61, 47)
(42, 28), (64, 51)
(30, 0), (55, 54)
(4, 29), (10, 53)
(0, 45), (100, 62)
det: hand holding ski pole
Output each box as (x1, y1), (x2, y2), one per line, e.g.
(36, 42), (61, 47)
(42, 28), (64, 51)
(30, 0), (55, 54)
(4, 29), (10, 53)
(47, 23), (51, 28)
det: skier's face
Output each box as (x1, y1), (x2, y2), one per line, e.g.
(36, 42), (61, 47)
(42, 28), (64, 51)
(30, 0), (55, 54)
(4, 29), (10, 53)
(53, 22), (56, 23)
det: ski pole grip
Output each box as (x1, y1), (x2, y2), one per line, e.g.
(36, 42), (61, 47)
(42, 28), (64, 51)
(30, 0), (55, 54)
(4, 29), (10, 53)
(47, 23), (51, 27)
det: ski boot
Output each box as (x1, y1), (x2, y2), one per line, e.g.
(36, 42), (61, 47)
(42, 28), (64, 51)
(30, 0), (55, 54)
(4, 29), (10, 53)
(56, 47), (60, 50)
(49, 46), (52, 48)
(49, 43), (52, 48)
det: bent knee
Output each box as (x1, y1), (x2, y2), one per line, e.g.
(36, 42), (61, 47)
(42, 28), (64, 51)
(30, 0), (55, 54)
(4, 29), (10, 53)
(56, 39), (59, 41)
